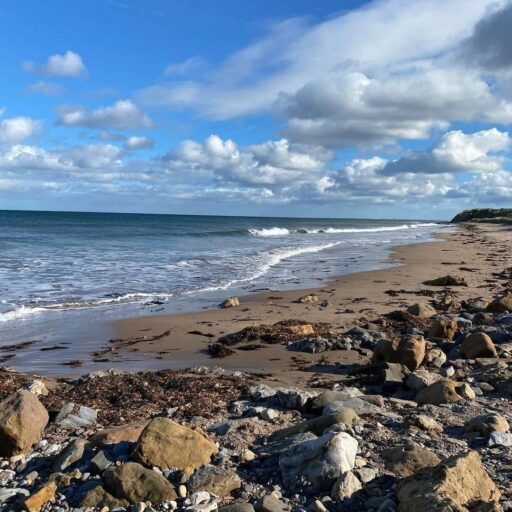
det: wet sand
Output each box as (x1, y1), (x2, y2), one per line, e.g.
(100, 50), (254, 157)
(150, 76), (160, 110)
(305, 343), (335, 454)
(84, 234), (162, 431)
(105, 224), (511, 387)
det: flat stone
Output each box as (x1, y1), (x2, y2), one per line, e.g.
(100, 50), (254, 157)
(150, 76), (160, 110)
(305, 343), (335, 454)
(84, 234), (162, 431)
(381, 441), (440, 477)
(258, 494), (290, 512)
(22, 482), (57, 512)
(55, 403), (97, 430)
(53, 439), (90, 472)
(89, 422), (148, 446)
(488, 431), (512, 447)
(188, 465), (241, 497)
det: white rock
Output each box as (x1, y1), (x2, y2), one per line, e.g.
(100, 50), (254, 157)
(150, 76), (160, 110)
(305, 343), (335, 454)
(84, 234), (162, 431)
(279, 431), (358, 490)
(330, 471), (362, 501)
(488, 431), (512, 447)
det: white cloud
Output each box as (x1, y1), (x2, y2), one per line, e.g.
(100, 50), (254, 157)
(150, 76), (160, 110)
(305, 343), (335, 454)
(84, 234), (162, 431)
(23, 51), (87, 77)
(57, 100), (153, 130)
(165, 135), (330, 186)
(123, 136), (155, 150)
(0, 117), (42, 145)
(26, 81), (65, 96)
(380, 128), (511, 175)
(165, 56), (207, 76)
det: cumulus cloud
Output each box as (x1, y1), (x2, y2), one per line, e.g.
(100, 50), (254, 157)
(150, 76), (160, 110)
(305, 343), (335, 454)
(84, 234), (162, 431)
(57, 100), (153, 130)
(380, 128), (511, 175)
(23, 51), (87, 77)
(0, 116), (42, 145)
(164, 135), (330, 187)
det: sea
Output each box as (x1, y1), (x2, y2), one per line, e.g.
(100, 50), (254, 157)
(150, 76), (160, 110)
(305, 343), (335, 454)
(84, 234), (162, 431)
(0, 210), (448, 373)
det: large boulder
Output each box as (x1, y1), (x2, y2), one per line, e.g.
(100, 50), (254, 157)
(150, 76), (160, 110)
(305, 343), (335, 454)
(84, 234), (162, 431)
(396, 451), (501, 511)
(486, 293), (512, 313)
(372, 335), (426, 370)
(460, 333), (497, 359)
(415, 379), (472, 405)
(132, 417), (218, 472)
(407, 303), (437, 319)
(464, 414), (509, 437)
(0, 390), (49, 456)
(104, 462), (178, 504)
(381, 442), (441, 477)
(427, 319), (458, 340)
(279, 432), (358, 490)
(80, 484), (129, 509)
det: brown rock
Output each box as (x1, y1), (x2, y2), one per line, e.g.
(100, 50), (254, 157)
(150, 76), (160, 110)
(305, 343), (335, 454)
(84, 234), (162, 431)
(372, 335), (426, 370)
(297, 294), (319, 304)
(0, 390), (49, 456)
(423, 275), (468, 287)
(381, 441), (441, 477)
(285, 324), (315, 336)
(132, 417), (218, 472)
(415, 379), (466, 405)
(80, 484), (130, 509)
(22, 482), (57, 512)
(465, 414), (509, 436)
(460, 333), (497, 359)
(396, 451), (501, 511)
(405, 414), (443, 433)
(219, 296), (240, 308)
(407, 303), (436, 319)
(89, 422), (149, 447)
(104, 462), (178, 504)
(427, 319), (458, 340)
(486, 293), (512, 313)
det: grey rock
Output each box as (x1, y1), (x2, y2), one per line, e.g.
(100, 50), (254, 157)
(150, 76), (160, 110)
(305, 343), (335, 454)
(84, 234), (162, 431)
(323, 397), (380, 416)
(56, 403), (97, 429)
(53, 439), (90, 472)
(488, 431), (512, 447)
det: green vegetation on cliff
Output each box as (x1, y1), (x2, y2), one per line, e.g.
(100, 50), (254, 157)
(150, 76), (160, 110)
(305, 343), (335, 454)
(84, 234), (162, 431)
(451, 208), (512, 223)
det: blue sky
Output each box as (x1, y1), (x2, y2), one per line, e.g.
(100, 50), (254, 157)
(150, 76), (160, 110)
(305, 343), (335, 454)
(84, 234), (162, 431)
(1, 0), (512, 219)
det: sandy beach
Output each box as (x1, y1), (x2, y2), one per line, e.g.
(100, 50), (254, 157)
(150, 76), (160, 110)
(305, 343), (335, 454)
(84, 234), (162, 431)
(100, 223), (510, 387)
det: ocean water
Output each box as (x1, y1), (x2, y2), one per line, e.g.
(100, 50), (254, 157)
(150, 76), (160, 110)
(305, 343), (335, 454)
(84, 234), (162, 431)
(0, 210), (447, 372)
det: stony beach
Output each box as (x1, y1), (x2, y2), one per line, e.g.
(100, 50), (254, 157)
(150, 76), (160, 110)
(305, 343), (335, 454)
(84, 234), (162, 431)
(1, 222), (512, 512)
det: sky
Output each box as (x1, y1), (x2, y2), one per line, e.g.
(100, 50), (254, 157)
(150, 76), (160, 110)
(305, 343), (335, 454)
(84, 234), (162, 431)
(1, 0), (512, 219)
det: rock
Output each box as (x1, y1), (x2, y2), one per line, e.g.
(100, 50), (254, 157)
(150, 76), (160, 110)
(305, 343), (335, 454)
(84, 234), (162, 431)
(382, 363), (409, 390)
(104, 462), (178, 504)
(486, 293), (512, 313)
(0, 488), (30, 504)
(458, 382), (476, 400)
(89, 422), (149, 446)
(297, 294), (319, 304)
(279, 431), (358, 490)
(406, 370), (443, 392)
(271, 411), (358, 441)
(188, 465), (241, 497)
(460, 333), (497, 359)
(289, 337), (331, 354)
(22, 482), (57, 512)
(423, 275), (468, 287)
(275, 387), (316, 410)
(80, 483), (130, 509)
(371, 335), (426, 370)
(0, 390), (49, 456)
(465, 414), (509, 436)
(396, 451), (501, 511)
(258, 494), (290, 512)
(285, 324), (315, 336)
(415, 379), (470, 405)
(53, 438), (90, 472)
(381, 441), (441, 477)
(407, 303), (437, 319)
(219, 297), (240, 308)
(91, 449), (115, 473)
(55, 403), (97, 429)
(309, 389), (362, 412)
(405, 414), (443, 433)
(22, 380), (48, 397)
(330, 470), (362, 501)
(261, 408), (279, 421)
(132, 417), (218, 471)
(323, 397), (380, 416)
(427, 319), (458, 340)
(424, 348), (447, 368)
(488, 432), (512, 447)
(220, 503), (255, 512)
(355, 467), (377, 483)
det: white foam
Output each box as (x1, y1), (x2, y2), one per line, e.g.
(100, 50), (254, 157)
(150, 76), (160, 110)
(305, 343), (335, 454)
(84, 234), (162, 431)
(248, 227), (290, 236)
